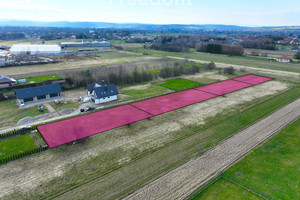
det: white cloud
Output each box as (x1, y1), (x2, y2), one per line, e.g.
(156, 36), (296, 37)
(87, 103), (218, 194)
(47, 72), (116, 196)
(0, 0), (65, 12)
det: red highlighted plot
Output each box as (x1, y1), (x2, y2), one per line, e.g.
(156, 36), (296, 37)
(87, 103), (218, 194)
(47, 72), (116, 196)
(131, 89), (217, 116)
(38, 105), (152, 148)
(233, 74), (273, 85)
(195, 80), (251, 96)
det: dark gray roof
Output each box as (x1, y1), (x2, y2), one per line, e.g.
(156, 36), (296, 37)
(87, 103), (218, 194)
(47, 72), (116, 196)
(94, 84), (119, 98)
(87, 82), (106, 92)
(0, 75), (12, 83)
(15, 84), (62, 99)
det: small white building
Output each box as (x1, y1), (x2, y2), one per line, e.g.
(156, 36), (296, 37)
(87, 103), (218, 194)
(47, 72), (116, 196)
(276, 56), (292, 63)
(87, 81), (119, 104)
(10, 45), (62, 55)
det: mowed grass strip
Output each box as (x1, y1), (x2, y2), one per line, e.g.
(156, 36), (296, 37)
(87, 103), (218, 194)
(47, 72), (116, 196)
(0, 133), (39, 160)
(120, 84), (172, 100)
(223, 118), (300, 200)
(19, 75), (61, 84)
(159, 79), (204, 91)
(46, 87), (300, 200)
(191, 177), (260, 200)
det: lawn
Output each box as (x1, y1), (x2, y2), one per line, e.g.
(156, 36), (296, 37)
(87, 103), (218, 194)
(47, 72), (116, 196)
(120, 84), (172, 100)
(18, 75), (61, 84)
(158, 79), (204, 91)
(0, 133), (40, 160)
(0, 100), (49, 127)
(190, 118), (300, 200)
(191, 178), (260, 200)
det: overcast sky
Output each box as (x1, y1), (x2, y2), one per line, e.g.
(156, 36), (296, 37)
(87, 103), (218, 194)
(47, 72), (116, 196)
(0, 0), (299, 26)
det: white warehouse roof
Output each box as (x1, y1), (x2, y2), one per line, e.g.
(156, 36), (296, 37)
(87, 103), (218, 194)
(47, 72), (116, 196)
(10, 44), (61, 55)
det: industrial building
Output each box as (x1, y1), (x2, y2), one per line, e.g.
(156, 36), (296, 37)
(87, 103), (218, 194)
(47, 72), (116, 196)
(61, 41), (111, 48)
(10, 45), (62, 55)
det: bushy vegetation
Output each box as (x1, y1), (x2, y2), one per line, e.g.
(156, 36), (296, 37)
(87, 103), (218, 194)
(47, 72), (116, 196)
(196, 43), (244, 56)
(295, 51), (300, 59)
(159, 79), (204, 91)
(61, 61), (207, 89)
(241, 38), (276, 50)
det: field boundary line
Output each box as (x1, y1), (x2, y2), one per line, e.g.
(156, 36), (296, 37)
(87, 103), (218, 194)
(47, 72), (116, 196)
(222, 176), (269, 200)
(129, 104), (154, 117)
(42, 89), (299, 200)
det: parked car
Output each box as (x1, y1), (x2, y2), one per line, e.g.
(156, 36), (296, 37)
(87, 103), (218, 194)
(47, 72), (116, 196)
(18, 126), (32, 131)
(86, 107), (96, 112)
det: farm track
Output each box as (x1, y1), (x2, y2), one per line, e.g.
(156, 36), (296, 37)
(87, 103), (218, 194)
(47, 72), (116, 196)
(123, 98), (300, 200)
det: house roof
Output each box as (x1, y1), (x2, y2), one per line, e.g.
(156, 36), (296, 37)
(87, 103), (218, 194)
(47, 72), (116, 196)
(277, 56), (292, 60)
(87, 82), (119, 98)
(0, 75), (12, 83)
(87, 82), (106, 92)
(15, 84), (62, 99)
(10, 45), (61, 53)
(94, 84), (119, 98)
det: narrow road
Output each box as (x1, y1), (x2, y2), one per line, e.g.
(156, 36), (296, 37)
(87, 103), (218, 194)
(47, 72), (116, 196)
(123, 98), (300, 200)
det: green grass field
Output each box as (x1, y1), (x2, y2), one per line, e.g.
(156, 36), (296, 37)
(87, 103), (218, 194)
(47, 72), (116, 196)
(18, 75), (61, 84)
(0, 100), (49, 127)
(223, 118), (300, 200)
(190, 118), (300, 200)
(158, 79), (204, 90)
(191, 177), (260, 200)
(0, 133), (40, 160)
(120, 84), (172, 100)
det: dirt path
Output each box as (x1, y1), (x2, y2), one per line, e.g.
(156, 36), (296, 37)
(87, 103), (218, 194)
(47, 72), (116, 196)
(167, 56), (300, 79)
(123, 98), (300, 200)
(44, 103), (60, 117)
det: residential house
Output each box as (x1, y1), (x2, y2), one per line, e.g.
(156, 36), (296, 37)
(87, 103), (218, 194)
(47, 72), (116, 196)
(87, 81), (119, 104)
(0, 75), (17, 88)
(15, 84), (62, 106)
(276, 56), (292, 63)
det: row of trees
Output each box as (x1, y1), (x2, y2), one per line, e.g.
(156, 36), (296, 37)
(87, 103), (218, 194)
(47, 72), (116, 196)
(62, 61), (216, 89)
(295, 52), (300, 60)
(0, 32), (25, 40)
(196, 43), (244, 56)
(240, 39), (276, 50)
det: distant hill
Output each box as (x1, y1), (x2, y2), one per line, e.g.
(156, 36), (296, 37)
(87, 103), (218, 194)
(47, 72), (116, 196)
(0, 20), (299, 31)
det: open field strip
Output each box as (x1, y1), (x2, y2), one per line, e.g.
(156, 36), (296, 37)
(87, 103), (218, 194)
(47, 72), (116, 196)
(167, 56), (300, 79)
(38, 75), (270, 148)
(0, 56), (159, 76)
(124, 98), (300, 200)
(45, 85), (298, 200)
(0, 82), (296, 200)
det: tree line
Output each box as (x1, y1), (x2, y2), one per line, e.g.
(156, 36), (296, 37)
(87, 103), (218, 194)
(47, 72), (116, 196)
(196, 43), (244, 56)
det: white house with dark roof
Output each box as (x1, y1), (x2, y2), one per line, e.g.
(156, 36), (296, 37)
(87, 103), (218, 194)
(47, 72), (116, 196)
(87, 81), (119, 104)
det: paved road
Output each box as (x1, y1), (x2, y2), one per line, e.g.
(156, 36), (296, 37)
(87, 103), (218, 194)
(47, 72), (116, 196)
(124, 98), (300, 200)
